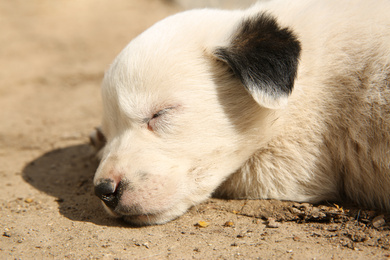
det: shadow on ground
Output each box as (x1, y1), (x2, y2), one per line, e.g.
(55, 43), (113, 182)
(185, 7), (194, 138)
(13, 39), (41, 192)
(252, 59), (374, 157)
(22, 143), (390, 237)
(22, 143), (126, 227)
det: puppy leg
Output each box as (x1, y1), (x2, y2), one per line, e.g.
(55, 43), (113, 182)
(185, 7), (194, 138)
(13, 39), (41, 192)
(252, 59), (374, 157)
(89, 126), (106, 159)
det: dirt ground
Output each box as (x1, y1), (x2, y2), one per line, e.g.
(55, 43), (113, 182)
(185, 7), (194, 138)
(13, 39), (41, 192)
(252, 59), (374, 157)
(1, 0), (390, 259)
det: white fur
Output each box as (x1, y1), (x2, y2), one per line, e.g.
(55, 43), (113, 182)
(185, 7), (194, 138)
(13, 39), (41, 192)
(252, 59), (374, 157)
(93, 0), (390, 225)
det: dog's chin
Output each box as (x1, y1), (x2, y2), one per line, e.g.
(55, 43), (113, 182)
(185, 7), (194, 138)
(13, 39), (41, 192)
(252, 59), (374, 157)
(121, 213), (178, 226)
(101, 202), (182, 226)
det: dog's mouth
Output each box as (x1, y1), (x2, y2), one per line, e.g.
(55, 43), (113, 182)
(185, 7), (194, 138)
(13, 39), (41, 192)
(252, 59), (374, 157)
(101, 202), (180, 226)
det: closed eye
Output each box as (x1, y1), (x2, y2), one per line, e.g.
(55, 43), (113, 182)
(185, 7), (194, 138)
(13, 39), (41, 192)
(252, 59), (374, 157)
(144, 107), (175, 131)
(152, 107), (172, 119)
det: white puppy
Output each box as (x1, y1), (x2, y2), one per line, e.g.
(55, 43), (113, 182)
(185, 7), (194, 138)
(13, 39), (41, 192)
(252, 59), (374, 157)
(91, 0), (390, 225)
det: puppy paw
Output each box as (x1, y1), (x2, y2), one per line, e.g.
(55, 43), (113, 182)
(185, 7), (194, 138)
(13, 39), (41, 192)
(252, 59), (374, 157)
(89, 126), (106, 158)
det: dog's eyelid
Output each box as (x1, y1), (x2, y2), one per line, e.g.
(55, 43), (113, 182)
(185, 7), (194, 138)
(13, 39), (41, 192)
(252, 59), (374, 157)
(150, 106), (175, 120)
(143, 106), (176, 130)
(152, 109), (164, 119)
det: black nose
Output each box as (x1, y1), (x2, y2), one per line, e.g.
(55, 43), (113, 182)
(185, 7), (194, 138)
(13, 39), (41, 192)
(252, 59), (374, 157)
(94, 179), (118, 209)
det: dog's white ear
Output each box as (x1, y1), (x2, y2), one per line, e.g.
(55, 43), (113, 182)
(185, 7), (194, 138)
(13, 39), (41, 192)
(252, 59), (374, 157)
(214, 13), (301, 109)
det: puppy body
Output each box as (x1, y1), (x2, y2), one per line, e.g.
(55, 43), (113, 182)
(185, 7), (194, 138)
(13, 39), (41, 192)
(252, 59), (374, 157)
(93, 0), (390, 225)
(218, 0), (390, 207)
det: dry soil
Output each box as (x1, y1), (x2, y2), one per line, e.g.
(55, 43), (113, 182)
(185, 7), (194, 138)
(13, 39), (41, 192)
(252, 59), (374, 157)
(1, 0), (389, 259)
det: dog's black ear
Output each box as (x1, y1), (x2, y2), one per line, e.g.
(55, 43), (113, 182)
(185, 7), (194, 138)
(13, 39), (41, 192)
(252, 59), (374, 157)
(214, 13), (301, 109)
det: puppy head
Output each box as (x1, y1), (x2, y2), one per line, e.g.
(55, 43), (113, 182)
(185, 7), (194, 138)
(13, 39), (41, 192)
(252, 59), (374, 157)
(93, 9), (300, 225)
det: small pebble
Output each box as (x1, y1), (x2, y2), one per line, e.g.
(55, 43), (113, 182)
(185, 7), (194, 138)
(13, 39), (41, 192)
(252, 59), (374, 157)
(25, 198), (33, 203)
(372, 214), (385, 228)
(223, 221), (234, 227)
(267, 218), (281, 228)
(301, 203), (311, 210)
(327, 224), (339, 232)
(195, 221), (209, 228)
(289, 207), (302, 214)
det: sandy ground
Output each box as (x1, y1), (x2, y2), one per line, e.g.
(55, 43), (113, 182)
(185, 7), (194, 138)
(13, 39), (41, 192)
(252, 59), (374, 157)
(1, 0), (389, 259)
